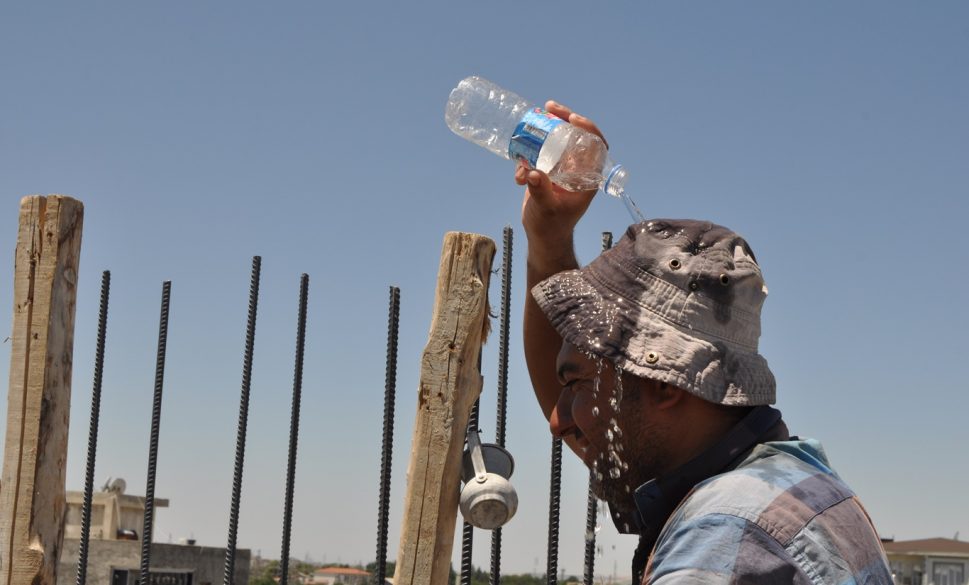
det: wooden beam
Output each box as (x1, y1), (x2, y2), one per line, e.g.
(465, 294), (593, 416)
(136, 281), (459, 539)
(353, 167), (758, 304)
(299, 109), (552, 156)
(0, 195), (84, 585)
(394, 232), (495, 585)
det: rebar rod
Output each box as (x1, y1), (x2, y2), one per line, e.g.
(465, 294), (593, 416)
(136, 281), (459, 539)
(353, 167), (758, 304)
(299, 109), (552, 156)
(76, 271), (111, 585)
(460, 520), (474, 585)
(582, 473), (598, 585)
(224, 257), (262, 585)
(490, 226), (513, 585)
(460, 399), (480, 585)
(494, 226), (513, 448)
(547, 437), (562, 585)
(280, 274), (309, 585)
(583, 232), (612, 585)
(139, 280), (172, 585)
(374, 286), (400, 585)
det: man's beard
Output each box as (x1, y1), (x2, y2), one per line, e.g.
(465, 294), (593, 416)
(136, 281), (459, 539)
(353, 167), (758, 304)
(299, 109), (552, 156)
(588, 418), (671, 520)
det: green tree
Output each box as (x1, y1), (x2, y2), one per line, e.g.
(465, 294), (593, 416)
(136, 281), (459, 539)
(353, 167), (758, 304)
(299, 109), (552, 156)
(365, 560), (396, 578)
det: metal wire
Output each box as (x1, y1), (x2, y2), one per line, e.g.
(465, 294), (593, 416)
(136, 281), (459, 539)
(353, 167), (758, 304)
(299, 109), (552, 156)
(374, 286), (400, 585)
(76, 271), (110, 585)
(139, 280), (171, 585)
(490, 226), (513, 585)
(280, 274), (309, 585)
(224, 257), (261, 585)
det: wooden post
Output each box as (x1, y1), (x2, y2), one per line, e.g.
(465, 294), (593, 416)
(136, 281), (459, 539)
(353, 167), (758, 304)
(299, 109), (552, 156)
(0, 195), (84, 585)
(394, 232), (495, 585)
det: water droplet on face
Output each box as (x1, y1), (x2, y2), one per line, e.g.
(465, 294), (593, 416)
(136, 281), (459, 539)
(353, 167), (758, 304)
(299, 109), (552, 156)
(596, 471), (604, 481)
(614, 364), (624, 406)
(591, 360), (604, 405)
(609, 397), (618, 410)
(608, 449), (620, 463)
(609, 467), (621, 479)
(591, 406), (599, 417)
(605, 429), (614, 442)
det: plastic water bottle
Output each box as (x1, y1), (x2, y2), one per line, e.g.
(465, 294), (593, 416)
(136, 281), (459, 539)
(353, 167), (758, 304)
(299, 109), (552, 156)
(445, 76), (643, 220)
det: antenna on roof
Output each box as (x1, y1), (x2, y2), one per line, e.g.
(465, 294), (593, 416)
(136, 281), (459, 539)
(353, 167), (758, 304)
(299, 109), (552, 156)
(108, 478), (126, 494)
(955, 531), (960, 541)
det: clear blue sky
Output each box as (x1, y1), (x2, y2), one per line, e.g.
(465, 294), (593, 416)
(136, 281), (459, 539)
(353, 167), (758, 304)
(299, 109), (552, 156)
(1, 1), (967, 578)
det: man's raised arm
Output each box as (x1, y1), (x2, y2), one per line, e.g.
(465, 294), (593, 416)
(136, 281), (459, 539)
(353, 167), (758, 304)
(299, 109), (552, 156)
(518, 100), (609, 419)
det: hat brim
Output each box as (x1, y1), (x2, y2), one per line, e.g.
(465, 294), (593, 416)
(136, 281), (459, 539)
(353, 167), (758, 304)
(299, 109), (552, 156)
(532, 267), (776, 406)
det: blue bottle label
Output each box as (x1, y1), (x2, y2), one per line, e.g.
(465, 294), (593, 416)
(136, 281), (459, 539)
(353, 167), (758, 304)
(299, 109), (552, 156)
(508, 108), (564, 166)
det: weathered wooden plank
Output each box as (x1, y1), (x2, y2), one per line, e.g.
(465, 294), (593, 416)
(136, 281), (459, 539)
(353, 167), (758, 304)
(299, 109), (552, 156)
(394, 232), (495, 585)
(0, 195), (84, 585)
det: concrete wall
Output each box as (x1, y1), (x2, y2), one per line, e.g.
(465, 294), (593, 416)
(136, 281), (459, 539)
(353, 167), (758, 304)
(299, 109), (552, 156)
(59, 538), (250, 585)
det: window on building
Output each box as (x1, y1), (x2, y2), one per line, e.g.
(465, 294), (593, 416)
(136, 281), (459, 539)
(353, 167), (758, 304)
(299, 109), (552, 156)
(933, 562), (966, 585)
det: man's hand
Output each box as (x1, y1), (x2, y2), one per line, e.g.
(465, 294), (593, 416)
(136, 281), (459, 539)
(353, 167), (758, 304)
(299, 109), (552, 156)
(520, 99), (610, 422)
(516, 100), (610, 262)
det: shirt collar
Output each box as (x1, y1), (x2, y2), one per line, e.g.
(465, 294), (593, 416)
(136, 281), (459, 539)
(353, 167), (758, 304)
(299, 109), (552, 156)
(630, 405), (788, 547)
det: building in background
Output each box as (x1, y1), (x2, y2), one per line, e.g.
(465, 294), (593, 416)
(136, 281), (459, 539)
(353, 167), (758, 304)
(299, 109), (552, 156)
(306, 567), (371, 585)
(63, 478), (168, 542)
(883, 538), (969, 585)
(58, 479), (250, 585)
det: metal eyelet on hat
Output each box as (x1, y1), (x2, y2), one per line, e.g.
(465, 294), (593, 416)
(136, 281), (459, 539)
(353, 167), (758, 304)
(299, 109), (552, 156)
(689, 281), (698, 291)
(720, 274), (730, 285)
(645, 352), (659, 364)
(669, 259), (681, 270)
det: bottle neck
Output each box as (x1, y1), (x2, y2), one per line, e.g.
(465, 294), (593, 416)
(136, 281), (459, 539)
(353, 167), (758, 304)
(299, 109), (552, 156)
(603, 164), (627, 197)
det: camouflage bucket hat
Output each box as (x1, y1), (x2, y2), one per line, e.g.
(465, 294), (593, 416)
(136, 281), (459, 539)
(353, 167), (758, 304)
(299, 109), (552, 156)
(532, 219), (776, 406)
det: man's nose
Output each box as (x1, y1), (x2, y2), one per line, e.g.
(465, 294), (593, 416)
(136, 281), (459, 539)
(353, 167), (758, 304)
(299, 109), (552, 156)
(549, 388), (577, 438)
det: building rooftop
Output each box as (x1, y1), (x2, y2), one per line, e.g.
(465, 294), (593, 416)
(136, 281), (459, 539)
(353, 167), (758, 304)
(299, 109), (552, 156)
(883, 538), (969, 557)
(314, 567), (371, 576)
(66, 490), (169, 509)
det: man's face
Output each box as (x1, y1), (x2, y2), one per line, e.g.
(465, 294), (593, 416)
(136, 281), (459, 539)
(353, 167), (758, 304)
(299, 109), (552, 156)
(552, 342), (671, 509)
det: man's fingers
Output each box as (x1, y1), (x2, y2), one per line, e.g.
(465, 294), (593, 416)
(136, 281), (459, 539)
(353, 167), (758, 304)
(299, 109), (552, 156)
(544, 99), (609, 150)
(546, 100), (573, 120)
(526, 169), (554, 202)
(569, 113), (609, 149)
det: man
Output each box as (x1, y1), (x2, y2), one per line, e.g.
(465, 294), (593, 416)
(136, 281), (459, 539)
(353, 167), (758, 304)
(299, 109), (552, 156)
(517, 101), (891, 584)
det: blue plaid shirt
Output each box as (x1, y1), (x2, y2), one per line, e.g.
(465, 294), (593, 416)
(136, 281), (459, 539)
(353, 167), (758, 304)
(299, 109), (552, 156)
(641, 438), (891, 584)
